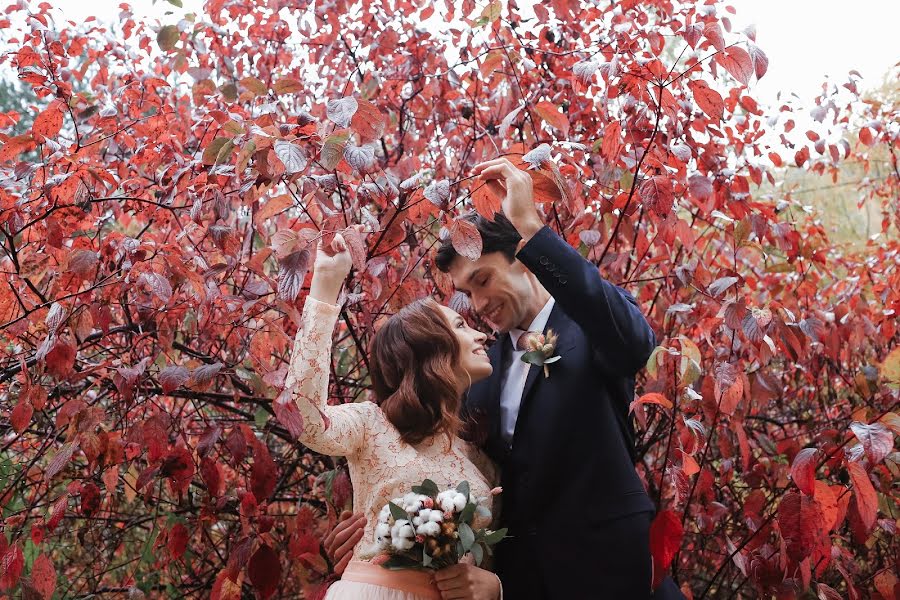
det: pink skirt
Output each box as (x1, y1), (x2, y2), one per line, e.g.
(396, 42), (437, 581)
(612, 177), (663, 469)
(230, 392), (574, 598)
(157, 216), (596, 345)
(325, 561), (441, 600)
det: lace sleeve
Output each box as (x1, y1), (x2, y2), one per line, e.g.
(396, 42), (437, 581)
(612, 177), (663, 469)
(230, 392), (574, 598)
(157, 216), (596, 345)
(285, 296), (368, 457)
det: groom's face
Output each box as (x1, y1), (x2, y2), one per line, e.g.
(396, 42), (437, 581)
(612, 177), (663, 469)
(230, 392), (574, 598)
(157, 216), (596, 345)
(447, 251), (533, 333)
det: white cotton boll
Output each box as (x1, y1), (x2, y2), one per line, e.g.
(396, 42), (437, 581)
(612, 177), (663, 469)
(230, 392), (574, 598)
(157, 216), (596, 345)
(417, 509), (432, 521)
(403, 493), (416, 504)
(376, 522), (390, 539)
(453, 493), (467, 512)
(437, 490), (457, 512)
(428, 511), (443, 523)
(379, 505), (391, 523)
(422, 521), (441, 537)
(413, 516), (423, 527)
(392, 537), (415, 551)
(391, 520), (414, 540)
(416, 523), (430, 536)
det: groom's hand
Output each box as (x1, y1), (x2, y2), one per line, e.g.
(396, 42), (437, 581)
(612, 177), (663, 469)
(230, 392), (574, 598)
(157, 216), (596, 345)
(473, 158), (543, 243)
(324, 511), (366, 575)
(434, 563), (502, 600)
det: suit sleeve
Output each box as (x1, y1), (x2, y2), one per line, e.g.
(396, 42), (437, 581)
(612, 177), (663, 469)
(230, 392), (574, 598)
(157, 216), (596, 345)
(516, 225), (656, 376)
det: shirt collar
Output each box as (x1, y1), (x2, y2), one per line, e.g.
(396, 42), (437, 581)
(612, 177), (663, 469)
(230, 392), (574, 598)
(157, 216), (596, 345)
(509, 297), (555, 350)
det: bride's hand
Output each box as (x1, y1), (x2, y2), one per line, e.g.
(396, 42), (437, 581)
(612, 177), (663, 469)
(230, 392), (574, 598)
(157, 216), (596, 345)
(309, 232), (354, 305)
(433, 563), (501, 600)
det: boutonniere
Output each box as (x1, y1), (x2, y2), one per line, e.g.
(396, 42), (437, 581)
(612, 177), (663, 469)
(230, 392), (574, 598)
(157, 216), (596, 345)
(519, 329), (561, 378)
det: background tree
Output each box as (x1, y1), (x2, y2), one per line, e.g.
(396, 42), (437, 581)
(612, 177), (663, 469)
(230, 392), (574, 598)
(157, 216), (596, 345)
(0, 1), (896, 598)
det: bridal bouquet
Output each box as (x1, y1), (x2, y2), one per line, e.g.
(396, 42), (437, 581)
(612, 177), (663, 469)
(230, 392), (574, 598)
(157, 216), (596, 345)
(371, 479), (506, 570)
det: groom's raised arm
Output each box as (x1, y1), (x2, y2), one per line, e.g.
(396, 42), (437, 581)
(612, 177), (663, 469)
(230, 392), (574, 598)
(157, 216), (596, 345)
(473, 157), (655, 377)
(516, 225), (656, 376)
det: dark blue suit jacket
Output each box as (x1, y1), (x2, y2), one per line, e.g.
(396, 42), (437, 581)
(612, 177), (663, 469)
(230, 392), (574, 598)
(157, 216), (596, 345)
(465, 226), (659, 597)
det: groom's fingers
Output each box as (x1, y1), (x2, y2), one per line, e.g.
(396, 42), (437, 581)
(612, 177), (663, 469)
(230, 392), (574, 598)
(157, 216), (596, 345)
(472, 157), (516, 176)
(484, 179), (506, 200)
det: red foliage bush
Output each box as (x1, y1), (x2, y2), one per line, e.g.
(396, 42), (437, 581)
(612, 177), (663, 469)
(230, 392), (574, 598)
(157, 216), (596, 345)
(0, 0), (896, 597)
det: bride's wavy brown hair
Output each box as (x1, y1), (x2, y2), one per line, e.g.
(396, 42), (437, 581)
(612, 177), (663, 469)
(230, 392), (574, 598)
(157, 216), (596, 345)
(370, 297), (464, 445)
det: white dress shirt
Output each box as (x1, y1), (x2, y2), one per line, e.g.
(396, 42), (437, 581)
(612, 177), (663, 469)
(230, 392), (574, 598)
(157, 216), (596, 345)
(499, 297), (555, 444)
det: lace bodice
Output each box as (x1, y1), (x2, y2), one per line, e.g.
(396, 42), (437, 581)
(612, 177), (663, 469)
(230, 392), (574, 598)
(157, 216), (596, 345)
(285, 297), (499, 562)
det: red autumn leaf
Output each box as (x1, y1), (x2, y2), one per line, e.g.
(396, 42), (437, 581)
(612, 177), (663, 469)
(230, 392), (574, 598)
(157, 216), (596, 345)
(649, 510), (683, 589)
(858, 127), (874, 146)
(714, 362), (744, 415)
(688, 173), (713, 200)
(200, 456), (223, 497)
(211, 569), (242, 600)
(703, 22), (725, 51)
(250, 440), (278, 502)
(331, 468), (352, 510)
(161, 447), (195, 493)
(638, 175), (674, 216)
(159, 365), (190, 394)
(777, 490), (825, 563)
(0, 134), (37, 162)
(11, 400), (33, 433)
(629, 392), (673, 413)
(716, 46), (754, 85)
(273, 394), (305, 438)
(688, 80), (725, 121)
(191, 362), (224, 388)
(341, 226), (368, 271)
(0, 543), (24, 590)
(849, 422), (893, 465)
(747, 43), (769, 79)
(533, 100), (570, 136)
(45, 340), (76, 378)
(30, 523), (45, 546)
(789, 447), (819, 496)
(600, 120), (622, 160)
(816, 583), (842, 600)
(45, 442), (77, 482)
(350, 98), (386, 143)
(248, 544), (282, 599)
(167, 523), (190, 559)
(32, 100), (65, 140)
(277, 249), (311, 302)
(471, 181), (502, 220)
(30, 553), (56, 600)
(80, 481), (101, 516)
(449, 218), (483, 261)
(847, 461), (878, 533)
(814, 482), (839, 532)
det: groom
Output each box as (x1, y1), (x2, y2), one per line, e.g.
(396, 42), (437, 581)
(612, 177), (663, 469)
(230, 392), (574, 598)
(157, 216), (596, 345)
(328, 159), (682, 599)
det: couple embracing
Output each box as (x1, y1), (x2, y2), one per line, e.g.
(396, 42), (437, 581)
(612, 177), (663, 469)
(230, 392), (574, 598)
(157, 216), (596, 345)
(286, 159), (683, 599)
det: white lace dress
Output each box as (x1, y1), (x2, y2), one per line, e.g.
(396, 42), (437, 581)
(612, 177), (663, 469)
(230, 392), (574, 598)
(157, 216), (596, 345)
(286, 297), (499, 599)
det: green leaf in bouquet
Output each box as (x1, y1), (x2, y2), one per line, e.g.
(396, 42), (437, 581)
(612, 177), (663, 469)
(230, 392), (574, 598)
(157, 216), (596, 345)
(471, 543), (484, 566)
(521, 350), (546, 366)
(475, 504), (492, 520)
(412, 479), (440, 497)
(483, 528), (508, 545)
(388, 501), (408, 522)
(422, 548), (433, 568)
(459, 522), (475, 552)
(456, 480), (470, 499)
(459, 502), (476, 524)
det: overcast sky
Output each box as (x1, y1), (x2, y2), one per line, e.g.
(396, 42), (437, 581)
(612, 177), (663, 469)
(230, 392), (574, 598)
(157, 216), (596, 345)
(19, 0), (900, 108)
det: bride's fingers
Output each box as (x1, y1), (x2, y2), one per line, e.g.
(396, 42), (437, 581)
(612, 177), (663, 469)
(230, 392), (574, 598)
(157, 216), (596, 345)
(331, 233), (348, 254)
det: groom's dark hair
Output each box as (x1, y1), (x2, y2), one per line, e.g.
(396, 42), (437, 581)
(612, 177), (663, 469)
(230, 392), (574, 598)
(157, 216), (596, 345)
(434, 211), (522, 272)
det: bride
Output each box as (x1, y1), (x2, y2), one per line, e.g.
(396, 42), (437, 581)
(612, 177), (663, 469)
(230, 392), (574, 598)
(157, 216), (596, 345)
(285, 230), (503, 600)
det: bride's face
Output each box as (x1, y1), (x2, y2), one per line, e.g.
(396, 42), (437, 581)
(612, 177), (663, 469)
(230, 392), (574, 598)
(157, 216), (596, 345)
(438, 305), (492, 387)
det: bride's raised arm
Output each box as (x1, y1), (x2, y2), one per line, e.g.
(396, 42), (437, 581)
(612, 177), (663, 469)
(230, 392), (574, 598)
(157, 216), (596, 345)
(284, 231), (370, 458)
